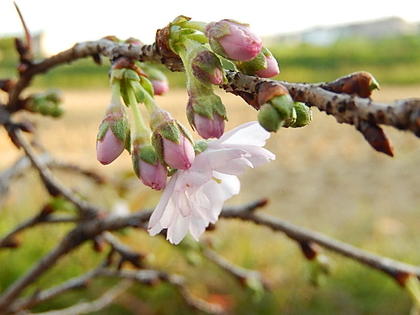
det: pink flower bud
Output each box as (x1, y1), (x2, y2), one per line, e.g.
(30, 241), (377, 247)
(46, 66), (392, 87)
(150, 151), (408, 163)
(96, 128), (125, 165)
(152, 79), (169, 96)
(191, 50), (224, 85)
(206, 20), (262, 61)
(162, 135), (195, 170)
(138, 160), (167, 190)
(193, 113), (225, 139)
(255, 55), (280, 78)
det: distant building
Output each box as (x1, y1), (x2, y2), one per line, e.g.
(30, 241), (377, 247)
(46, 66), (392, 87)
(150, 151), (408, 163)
(271, 17), (419, 46)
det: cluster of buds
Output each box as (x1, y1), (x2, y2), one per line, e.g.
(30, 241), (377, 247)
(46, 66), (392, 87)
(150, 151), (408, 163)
(25, 90), (63, 117)
(96, 46), (195, 190)
(258, 94), (312, 132)
(95, 17), (312, 191)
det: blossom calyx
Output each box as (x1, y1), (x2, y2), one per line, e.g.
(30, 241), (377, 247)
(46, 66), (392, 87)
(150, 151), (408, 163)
(132, 143), (167, 190)
(96, 106), (130, 165)
(151, 110), (195, 170)
(205, 19), (262, 61)
(191, 50), (224, 85)
(187, 93), (226, 139)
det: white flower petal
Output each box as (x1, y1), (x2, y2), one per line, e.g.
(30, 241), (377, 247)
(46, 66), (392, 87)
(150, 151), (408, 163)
(167, 212), (189, 244)
(191, 148), (246, 173)
(148, 121), (274, 245)
(148, 172), (178, 229)
(213, 157), (254, 175)
(212, 121), (270, 147)
(189, 214), (208, 241)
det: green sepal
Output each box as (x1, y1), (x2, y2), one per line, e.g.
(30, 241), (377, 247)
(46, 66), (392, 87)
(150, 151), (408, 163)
(186, 33), (208, 44)
(124, 129), (131, 152)
(97, 120), (110, 141)
(369, 76), (380, 91)
(177, 121), (194, 144)
(291, 102), (312, 128)
(283, 107), (297, 128)
(131, 146), (141, 178)
(139, 144), (158, 165)
(140, 76), (154, 98)
(160, 121), (181, 143)
(110, 117), (129, 143)
(217, 55), (237, 72)
(194, 140), (208, 154)
(171, 15), (191, 25)
(192, 93), (226, 119)
(152, 133), (164, 163)
(123, 69), (140, 81)
(271, 94), (295, 126)
(236, 51), (267, 75)
(258, 103), (281, 132)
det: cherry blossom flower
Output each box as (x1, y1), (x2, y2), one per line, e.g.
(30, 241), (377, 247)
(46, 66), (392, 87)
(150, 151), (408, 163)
(148, 121), (275, 244)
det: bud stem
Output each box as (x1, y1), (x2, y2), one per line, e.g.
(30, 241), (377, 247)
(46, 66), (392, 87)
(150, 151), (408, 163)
(110, 80), (123, 107)
(178, 39), (214, 97)
(126, 87), (150, 141)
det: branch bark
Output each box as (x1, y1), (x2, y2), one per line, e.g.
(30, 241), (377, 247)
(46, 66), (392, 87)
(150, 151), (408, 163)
(221, 205), (420, 285)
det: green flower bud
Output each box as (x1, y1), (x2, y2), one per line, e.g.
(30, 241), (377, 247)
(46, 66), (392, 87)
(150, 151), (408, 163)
(291, 102), (312, 128)
(270, 94), (295, 127)
(258, 103), (281, 132)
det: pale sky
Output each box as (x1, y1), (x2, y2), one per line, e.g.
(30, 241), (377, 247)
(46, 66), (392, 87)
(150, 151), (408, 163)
(1, 0), (419, 54)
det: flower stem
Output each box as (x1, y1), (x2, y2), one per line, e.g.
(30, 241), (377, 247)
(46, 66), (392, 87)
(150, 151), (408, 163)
(126, 86), (149, 140)
(177, 40), (212, 97)
(138, 83), (158, 114)
(110, 81), (123, 108)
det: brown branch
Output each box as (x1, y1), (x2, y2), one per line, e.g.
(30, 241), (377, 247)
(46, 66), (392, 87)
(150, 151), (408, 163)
(102, 232), (145, 269)
(7, 39), (162, 109)
(12, 268), (102, 312)
(0, 212), (78, 249)
(221, 205), (420, 285)
(1, 198), (418, 312)
(202, 248), (268, 290)
(10, 129), (99, 218)
(0, 154), (105, 202)
(97, 269), (224, 314)
(30, 281), (131, 315)
(223, 71), (420, 138)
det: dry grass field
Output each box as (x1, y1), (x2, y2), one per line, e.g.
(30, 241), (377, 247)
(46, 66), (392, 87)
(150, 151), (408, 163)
(0, 86), (419, 314)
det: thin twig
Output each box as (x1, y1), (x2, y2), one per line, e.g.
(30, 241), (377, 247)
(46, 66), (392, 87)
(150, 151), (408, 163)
(0, 155), (105, 202)
(97, 269), (224, 314)
(221, 205), (420, 285)
(31, 281), (131, 315)
(12, 268), (101, 312)
(10, 130), (99, 218)
(0, 213), (77, 249)
(202, 248), (268, 290)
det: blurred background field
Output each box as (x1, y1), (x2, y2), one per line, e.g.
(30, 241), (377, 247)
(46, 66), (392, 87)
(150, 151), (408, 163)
(1, 28), (420, 314)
